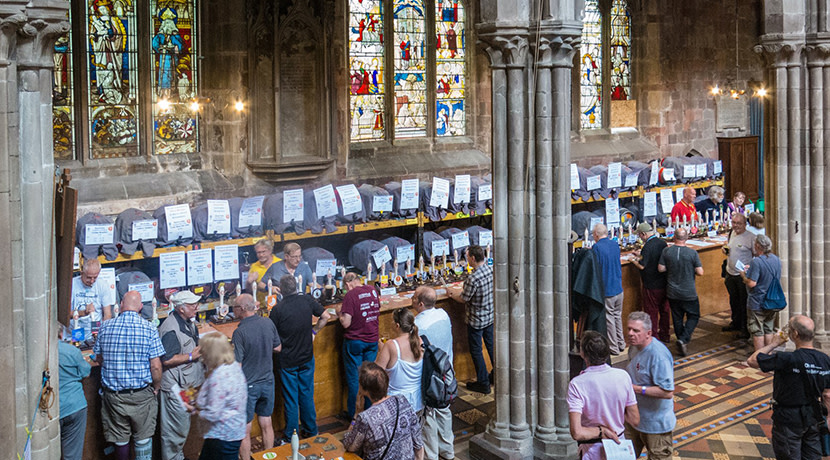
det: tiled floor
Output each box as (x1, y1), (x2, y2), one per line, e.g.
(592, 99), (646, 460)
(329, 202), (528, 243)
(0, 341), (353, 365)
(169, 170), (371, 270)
(255, 311), (785, 459)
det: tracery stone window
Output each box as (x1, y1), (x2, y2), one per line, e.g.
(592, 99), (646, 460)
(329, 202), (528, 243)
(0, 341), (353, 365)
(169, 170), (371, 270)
(579, 0), (632, 131)
(52, 0), (199, 161)
(348, 0), (467, 142)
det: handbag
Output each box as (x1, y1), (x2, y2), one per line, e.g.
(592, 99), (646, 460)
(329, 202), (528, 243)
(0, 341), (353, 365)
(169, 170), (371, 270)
(378, 397), (400, 460)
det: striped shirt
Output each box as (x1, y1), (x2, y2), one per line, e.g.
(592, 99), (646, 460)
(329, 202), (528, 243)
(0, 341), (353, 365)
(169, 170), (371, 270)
(461, 263), (494, 329)
(93, 311), (165, 391)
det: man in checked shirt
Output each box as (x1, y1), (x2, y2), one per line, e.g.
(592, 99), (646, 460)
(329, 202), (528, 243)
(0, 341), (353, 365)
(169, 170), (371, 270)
(94, 291), (165, 460)
(449, 245), (494, 394)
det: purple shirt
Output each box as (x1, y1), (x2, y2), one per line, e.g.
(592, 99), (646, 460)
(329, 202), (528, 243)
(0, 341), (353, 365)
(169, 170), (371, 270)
(568, 364), (637, 460)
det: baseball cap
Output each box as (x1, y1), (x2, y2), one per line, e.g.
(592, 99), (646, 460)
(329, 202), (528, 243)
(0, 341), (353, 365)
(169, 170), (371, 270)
(169, 290), (202, 306)
(636, 223), (652, 233)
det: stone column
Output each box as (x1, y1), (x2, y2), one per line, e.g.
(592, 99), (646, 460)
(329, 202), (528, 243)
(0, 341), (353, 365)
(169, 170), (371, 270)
(754, 42), (802, 318)
(806, 44), (829, 339)
(1, 2), (69, 459)
(532, 31), (579, 460)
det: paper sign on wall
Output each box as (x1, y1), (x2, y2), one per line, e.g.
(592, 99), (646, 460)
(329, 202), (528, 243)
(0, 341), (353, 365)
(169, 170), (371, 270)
(207, 200), (231, 235)
(187, 248), (213, 286)
(85, 224), (114, 245)
(313, 185), (339, 218)
(400, 179), (420, 210)
(164, 204), (193, 240)
(214, 244), (240, 281)
(238, 196), (265, 228)
(336, 184), (363, 215)
(159, 252), (187, 289)
(283, 189), (305, 224)
(454, 175), (471, 204)
(132, 219), (158, 241)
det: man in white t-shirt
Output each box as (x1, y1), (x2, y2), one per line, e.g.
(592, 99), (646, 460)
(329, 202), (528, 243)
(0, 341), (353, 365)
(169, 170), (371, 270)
(71, 259), (114, 340)
(412, 286), (454, 460)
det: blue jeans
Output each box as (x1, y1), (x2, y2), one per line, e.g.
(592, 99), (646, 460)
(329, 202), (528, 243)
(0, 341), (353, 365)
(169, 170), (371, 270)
(279, 357), (317, 438)
(467, 323), (494, 385)
(343, 339), (378, 418)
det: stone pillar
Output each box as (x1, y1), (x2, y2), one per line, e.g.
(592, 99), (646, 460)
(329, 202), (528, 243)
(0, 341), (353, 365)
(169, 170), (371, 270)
(806, 44), (830, 339)
(0, 2), (69, 459)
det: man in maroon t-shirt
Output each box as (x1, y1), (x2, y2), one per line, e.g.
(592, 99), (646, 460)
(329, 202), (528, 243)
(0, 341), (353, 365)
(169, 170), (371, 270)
(338, 272), (381, 420)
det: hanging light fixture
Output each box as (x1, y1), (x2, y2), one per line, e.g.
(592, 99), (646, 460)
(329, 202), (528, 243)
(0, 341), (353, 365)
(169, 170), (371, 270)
(711, 0), (755, 98)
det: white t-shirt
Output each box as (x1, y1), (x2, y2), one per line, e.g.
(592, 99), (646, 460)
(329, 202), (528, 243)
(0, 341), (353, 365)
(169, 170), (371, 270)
(414, 307), (453, 363)
(71, 276), (115, 326)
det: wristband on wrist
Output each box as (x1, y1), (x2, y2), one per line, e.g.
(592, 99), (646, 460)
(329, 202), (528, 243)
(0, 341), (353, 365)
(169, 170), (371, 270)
(641, 385), (647, 395)
(188, 353), (193, 362)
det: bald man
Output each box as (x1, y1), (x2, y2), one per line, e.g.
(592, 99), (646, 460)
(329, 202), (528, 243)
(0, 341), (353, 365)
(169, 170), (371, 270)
(71, 258), (114, 340)
(592, 223), (626, 355)
(749, 315), (830, 459)
(670, 186), (698, 223)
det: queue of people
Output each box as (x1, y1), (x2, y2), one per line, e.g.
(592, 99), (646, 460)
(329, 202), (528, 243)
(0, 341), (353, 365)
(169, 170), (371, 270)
(61, 240), (485, 460)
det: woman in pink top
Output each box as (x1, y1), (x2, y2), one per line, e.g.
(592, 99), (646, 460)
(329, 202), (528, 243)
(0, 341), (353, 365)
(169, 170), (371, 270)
(568, 331), (639, 460)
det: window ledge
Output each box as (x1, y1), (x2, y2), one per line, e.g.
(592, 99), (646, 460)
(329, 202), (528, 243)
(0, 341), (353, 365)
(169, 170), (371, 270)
(346, 145), (490, 182)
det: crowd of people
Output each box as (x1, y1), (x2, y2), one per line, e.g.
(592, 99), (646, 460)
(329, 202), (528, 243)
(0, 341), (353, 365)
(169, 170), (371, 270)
(60, 241), (496, 460)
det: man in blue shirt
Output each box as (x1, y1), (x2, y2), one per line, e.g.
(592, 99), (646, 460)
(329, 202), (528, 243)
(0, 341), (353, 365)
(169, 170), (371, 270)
(263, 242), (314, 295)
(592, 224), (625, 355)
(625, 312), (676, 459)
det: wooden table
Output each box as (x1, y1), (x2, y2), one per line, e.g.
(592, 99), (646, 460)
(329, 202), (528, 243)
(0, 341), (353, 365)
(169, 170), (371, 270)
(252, 433), (361, 460)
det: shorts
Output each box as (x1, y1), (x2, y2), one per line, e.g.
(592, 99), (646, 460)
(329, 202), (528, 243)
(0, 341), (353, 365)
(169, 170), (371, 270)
(748, 308), (778, 336)
(101, 386), (158, 443)
(246, 378), (275, 422)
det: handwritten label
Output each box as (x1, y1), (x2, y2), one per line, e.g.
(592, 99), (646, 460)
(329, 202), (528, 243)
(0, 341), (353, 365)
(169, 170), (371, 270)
(400, 179), (420, 210)
(207, 200), (231, 235)
(85, 223), (114, 245)
(159, 252), (187, 289)
(213, 244), (239, 281)
(164, 204), (193, 241)
(238, 196), (264, 228)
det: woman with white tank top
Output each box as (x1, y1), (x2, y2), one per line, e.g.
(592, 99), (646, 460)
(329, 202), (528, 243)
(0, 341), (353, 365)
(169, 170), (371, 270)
(376, 308), (424, 413)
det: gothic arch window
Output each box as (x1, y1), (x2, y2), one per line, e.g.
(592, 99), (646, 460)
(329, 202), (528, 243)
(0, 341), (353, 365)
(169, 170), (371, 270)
(52, 0), (199, 161)
(348, 0), (466, 143)
(579, 0), (632, 131)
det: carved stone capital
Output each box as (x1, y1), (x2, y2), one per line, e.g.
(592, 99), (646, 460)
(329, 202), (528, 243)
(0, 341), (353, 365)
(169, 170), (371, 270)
(805, 44), (830, 66)
(0, 13), (27, 64)
(753, 42), (803, 68)
(16, 17), (70, 70)
(532, 33), (579, 69)
(486, 35), (529, 69)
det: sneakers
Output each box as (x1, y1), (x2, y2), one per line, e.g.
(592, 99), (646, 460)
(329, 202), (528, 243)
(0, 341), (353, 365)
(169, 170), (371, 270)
(466, 381), (491, 394)
(676, 340), (688, 357)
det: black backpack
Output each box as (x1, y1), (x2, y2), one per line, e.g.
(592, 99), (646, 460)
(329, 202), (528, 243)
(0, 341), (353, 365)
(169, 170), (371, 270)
(420, 335), (458, 409)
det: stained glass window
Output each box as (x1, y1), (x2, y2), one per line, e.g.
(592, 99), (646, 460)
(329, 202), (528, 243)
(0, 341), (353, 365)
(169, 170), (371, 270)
(53, 26), (75, 160)
(86, 0), (140, 158)
(393, 0), (427, 138)
(150, 0), (199, 154)
(610, 0), (630, 101)
(435, 0), (465, 136)
(349, 0), (385, 141)
(580, 0), (602, 130)
(349, 0), (466, 142)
